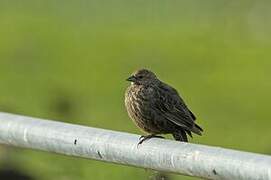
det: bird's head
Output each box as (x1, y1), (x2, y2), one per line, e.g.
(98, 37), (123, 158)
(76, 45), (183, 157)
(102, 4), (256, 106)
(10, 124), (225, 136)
(126, 69), (158, 85)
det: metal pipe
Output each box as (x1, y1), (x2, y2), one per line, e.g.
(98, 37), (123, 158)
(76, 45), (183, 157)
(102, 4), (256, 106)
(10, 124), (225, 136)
(0, 112), (270, 179)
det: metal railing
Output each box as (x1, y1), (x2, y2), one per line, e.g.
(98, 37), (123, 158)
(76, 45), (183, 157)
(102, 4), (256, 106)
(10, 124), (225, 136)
(0, 112), (270, 179)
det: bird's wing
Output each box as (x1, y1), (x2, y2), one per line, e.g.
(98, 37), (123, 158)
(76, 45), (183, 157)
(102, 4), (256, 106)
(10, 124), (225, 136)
(189, 109), (196, 120)
(151, 83), (195, 130)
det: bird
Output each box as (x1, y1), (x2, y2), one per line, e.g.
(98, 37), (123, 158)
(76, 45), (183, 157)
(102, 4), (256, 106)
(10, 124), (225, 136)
(125, 69), (203, 145)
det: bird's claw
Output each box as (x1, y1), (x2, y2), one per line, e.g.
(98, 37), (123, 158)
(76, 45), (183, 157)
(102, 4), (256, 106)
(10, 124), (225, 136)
(139, 135), (145, 140)
(137, 135), (165, 147)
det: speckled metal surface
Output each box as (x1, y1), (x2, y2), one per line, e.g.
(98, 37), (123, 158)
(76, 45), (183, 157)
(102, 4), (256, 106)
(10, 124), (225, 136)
(0, 112), (270, 180)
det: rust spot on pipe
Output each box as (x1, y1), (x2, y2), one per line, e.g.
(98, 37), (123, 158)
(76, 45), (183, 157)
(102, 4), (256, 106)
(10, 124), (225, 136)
(97, 151), (102, 159)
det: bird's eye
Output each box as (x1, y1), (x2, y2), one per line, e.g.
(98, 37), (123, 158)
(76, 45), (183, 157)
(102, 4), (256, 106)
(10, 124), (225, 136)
(138, 75), (143, 79)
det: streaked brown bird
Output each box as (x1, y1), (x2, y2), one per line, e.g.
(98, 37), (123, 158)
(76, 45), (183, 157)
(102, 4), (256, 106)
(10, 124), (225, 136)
(125, 69), (203, 145)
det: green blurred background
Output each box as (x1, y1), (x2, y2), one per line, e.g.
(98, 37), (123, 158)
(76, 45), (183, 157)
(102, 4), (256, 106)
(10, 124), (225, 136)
(0, 0), (270, 179)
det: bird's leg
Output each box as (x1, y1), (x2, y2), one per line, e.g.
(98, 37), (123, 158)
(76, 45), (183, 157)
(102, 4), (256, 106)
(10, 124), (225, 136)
(138, 134), (164, 145)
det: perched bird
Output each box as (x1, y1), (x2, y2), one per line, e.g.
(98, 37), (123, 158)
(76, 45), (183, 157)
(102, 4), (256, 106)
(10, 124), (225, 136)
(125, 69), (203, 145)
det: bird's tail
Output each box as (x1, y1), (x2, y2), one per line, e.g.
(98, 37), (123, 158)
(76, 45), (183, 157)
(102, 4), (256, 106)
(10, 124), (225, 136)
(172, 130), (188, 142)
(191, 123), (203, 135)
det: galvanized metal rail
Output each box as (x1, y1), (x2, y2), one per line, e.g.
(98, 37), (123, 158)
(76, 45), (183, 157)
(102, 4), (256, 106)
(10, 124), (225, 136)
(0, 112), (270, 179)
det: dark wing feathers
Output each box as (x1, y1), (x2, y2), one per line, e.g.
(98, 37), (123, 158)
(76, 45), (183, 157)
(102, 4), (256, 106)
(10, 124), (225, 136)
(152, 82), (198, 133)
(189, 110), (196, 120)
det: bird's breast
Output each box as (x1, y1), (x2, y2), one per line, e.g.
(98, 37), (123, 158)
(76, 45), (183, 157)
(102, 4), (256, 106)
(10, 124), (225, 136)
(125, 85), (155, 127)
(125, 85), (154, 106)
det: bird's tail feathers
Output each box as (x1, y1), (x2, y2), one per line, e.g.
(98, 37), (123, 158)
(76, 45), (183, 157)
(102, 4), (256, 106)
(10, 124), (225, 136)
(191, 123), (203, 135)
(172, 130), (188, 142)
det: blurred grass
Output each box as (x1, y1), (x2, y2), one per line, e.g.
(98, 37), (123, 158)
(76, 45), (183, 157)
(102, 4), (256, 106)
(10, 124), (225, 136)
(0, 0), (271, 179)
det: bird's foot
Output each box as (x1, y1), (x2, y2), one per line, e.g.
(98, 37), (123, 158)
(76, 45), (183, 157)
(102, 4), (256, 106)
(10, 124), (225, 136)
(137, 134), (164, 146)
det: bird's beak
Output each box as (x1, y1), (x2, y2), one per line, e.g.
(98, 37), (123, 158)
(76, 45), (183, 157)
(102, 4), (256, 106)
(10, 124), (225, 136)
(126, 75), (136, 82)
